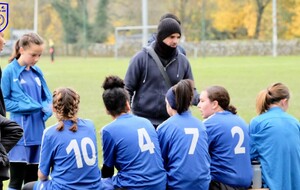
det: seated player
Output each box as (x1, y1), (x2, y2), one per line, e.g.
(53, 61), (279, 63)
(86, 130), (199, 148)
(157, 79), (211, 189)
(22, 87), (102, 190)
(100, 75), (166, 190)
(198, 85), (253, 190)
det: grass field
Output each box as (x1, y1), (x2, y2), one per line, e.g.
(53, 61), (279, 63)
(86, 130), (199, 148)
(0, 55), (299, 187)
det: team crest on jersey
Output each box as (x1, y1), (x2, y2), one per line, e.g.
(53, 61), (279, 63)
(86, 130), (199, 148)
(0, 3), (8, 32)
(35, 77), (41, 86)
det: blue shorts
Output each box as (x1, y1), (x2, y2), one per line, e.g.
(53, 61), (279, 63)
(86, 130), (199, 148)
(33, 180), (51, 190)
(101, 178), (114, 190)
(33, 180), (102, 190)
(8, 145), (41, 164)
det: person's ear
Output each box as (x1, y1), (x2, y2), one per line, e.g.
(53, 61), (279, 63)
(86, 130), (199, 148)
(212, 100), (219, 110)
(126, 101), (131, 111)
(280, 98), (289, 111)
(19, 46), (25, 54)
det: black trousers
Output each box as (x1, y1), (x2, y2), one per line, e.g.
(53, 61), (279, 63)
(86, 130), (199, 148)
(8, 163), (38, 190)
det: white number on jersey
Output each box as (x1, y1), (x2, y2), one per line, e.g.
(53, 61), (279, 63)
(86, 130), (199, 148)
(66, 137), (97, 168)
(184, 128), (199, 155)
(137, 128), (155, 154)
(231, 126), (246, 154)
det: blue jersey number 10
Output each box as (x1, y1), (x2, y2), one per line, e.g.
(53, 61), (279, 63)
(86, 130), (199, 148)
(66, 137), (97, 168)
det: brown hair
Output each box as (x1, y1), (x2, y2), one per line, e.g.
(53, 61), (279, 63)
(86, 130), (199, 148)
(9, 32), (44, 62)
(205, 85), (237, 114)
(53, 87), (80, 132)
(173, 79), (194, 114)
(256, 82), (290, 115)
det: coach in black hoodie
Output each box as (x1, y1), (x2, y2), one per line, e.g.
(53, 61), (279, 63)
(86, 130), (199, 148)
(125, 18), (199, 128)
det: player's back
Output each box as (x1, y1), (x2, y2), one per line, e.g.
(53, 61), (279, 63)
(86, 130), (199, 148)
(157, 111), (210, 190)
(101, 113), (166, 189)
(204, 111), (252, 187)
(40, 118), (101, 190)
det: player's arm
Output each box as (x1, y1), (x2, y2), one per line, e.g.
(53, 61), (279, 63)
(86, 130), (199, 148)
(38, 169), (48, 181)
(101, 164), (114, 178)
(101, 130), (116, 178)
(0, 115), (23, 152)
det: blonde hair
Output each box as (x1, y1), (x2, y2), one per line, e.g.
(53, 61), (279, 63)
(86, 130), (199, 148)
(53, 87), (80, 132)
(256, 83), (290, 115)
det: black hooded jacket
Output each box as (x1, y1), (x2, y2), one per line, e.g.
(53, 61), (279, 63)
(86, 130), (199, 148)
(0, 67), (23, 181)
(125, 43), (199, 126)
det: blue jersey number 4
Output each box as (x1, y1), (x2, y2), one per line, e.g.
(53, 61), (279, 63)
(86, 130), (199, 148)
(138, 128), (155, 154)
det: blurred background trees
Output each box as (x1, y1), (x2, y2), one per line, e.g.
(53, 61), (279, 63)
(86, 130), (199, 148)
(3, 0), (300, 55)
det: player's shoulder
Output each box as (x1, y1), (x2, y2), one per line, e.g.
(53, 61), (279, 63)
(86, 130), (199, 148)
(78, 118), (94, 127)
(157, 116), (178, 132)
(43, 124), (59, 138)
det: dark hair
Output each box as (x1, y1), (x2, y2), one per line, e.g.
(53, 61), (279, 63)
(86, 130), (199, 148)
(53, 87), (80, 132)
(206, 86), (237, 114)
(160, 13), (181, 25)
(9, 32), (44, 62)
(256, 82), (290, 115)
(102, 75), (130, 117)
(173, 79), (194, 114)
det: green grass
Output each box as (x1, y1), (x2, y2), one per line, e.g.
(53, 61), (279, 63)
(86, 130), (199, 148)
(0, 55), (300, 187)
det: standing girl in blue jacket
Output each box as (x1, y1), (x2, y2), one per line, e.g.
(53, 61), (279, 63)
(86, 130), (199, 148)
(1, 32), (52, 190)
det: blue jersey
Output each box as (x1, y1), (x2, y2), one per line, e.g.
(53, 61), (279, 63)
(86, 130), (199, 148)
(249, 107), (300, 190)
(101, 113), (166, 190)
(204, 111), (252, 187)
(38, 119), (101, 190)
(157, 111), (210, 190)
(12, 69), (45, 145)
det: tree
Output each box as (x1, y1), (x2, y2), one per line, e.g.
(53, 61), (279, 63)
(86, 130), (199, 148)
(51, 0), (89, 44)
(92, 0), (109, 43)
(39, 3), (63, 46)
(254, 0), (271, 39)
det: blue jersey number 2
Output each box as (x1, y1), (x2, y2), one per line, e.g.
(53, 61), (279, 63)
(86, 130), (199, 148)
(231, 126), (246, 154)
(66, 137), (97, 168)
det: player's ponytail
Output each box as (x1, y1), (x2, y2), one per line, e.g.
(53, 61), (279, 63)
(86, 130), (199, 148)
(206, 85), (237, 114)
(53, 87), (80, 132)
(256, 82), (289, 115)
(173, 79), (194, 114)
